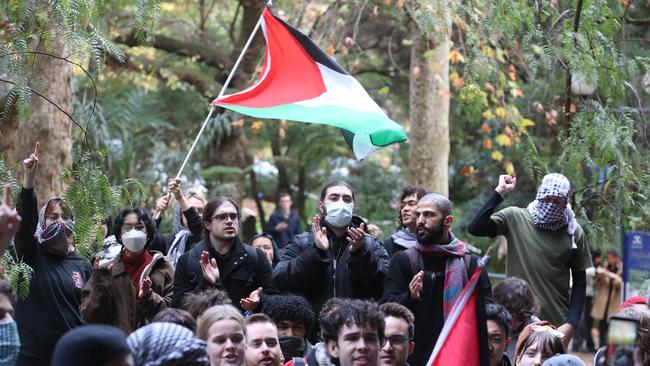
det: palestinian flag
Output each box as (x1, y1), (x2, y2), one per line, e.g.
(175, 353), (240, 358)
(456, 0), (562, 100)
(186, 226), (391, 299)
(426, 256), (490, 366)
(212, 7), (407, 160)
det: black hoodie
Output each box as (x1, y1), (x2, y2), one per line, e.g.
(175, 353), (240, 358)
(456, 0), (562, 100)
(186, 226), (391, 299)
(14, 188), (91, 366)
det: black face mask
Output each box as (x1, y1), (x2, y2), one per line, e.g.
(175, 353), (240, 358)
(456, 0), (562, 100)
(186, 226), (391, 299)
(279, 336), (306, 359)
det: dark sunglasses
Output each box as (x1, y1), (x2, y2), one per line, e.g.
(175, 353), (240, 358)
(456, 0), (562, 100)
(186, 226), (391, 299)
(211, 212), (239, 222)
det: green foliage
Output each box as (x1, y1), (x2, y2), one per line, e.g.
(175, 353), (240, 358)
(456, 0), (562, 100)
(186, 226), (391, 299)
(559, 101), (649, 248)
(0, 156), (31, 298)
(458, 83), (488, 122)
(0, 0), (160, 125)
(62, 152), (146, 257)
(0, 252), (33, 299)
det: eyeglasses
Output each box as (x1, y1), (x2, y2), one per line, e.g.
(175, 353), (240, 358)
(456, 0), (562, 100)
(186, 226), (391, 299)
(211, 213), (239, 222)
(381, 335), (410, 346)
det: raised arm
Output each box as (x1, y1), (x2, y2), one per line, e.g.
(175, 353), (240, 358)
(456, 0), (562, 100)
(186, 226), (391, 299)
(468, 175), (516, 237)
(15, 143), (40, 262)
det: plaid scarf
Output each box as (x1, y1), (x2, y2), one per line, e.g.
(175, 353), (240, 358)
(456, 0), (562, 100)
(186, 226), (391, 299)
(416, 234), (467, 319)
(0, 320), (20, 366)
(527, 173), (577, 248)
(34, 197), (75, 243)
(127, 322), (208, 366)
(168, 206), (190, 264)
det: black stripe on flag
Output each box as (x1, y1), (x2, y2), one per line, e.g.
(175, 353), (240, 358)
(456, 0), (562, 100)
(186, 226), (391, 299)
(269, 10), (349, 76)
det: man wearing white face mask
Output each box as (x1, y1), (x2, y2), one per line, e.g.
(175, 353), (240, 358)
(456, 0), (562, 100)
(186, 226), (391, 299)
(81, 207), (174, 334)
(273, 181), (389, 341)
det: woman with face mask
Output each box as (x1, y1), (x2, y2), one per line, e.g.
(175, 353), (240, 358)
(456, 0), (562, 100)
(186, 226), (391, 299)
(80, 206), (174, 334)
(13, 143), (92, 366)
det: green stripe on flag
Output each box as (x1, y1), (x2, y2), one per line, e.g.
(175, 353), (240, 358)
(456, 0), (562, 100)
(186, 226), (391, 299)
(221, 103), (407, 148)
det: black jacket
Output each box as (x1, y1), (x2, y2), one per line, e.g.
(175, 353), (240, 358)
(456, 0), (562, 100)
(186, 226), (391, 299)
(381, 247), (493, 366)
(171, 237), (278, 310)
(272, 216), (389, 318)
(14, 188), (91, 366)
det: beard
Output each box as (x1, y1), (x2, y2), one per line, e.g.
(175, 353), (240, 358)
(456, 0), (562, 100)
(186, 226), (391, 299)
(416, 220), (445, 245)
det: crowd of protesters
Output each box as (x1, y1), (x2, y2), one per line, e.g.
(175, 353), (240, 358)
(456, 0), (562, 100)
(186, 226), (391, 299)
(0, 143), (648, 366)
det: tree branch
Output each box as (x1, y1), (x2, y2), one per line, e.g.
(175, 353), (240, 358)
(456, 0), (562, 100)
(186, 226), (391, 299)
(0, 79), (87, 136)
(624, 16), (650, 26)
(114, 32), (229, 71)
(109, 55), (214, 99)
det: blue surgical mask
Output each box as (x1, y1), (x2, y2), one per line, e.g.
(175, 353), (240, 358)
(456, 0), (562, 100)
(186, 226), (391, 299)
(324, 201), (353, 228)
(0, 320), (20, 365)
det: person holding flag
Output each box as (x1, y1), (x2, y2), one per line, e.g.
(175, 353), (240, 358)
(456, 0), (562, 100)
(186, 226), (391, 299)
(382, 193), (492, 365)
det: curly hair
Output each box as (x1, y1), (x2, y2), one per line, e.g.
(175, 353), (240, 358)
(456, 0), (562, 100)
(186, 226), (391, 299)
(320, 299), (384, 343)
(182, 288), (232, 320)
(396, 186), (427, 227)
(493, 277), (541, 325)
(261, 294), (315, 332)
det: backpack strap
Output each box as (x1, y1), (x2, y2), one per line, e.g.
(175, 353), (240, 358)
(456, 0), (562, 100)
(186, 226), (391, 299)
(404, 247), (421, 277)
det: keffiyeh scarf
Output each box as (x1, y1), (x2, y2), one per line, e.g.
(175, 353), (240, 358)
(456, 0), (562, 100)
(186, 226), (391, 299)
(416, 233), (468, 319)
(168, 206), (191, 263)
(127, 322), (208, 366)
(34, 197), (75, 244)
(527, 173), (577, 248)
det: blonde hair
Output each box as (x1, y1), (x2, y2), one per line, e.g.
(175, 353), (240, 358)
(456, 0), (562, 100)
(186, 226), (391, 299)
(196, 304), (245, 340)
(186, 188), (207, 205)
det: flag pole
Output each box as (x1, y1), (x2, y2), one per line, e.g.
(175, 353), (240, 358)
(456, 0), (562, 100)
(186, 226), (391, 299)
(154, 3), (268, 220)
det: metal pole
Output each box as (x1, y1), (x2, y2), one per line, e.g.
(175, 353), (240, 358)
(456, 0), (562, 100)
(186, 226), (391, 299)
(153, 7), (266, 220)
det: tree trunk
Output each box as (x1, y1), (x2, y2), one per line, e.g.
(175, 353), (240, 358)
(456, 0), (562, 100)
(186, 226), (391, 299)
(407, 18), (450, 196)
(270, 127), (290, 199)
(207, 0), (265, 171)
(0, 32), (73, 205)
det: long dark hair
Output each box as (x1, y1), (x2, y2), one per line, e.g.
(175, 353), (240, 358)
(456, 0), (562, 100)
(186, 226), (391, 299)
(202, 197), (241, 238)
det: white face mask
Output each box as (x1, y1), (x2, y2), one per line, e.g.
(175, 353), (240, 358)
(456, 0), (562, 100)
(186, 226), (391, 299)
(324, 201), (353, 228)
(122, 229), (147, 252)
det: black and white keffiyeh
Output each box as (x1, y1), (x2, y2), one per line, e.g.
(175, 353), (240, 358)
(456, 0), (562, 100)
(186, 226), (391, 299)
(167, 205), (191, 264)
(527, 173), (577, 248)
(127, 322), (208, 366)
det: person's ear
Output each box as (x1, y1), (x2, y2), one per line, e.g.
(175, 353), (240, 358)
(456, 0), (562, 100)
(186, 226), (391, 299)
(408, 341), (415, 355)
(505, 337), (512, 350)
(320, 202), (326, 215)
(444, 215), (453, 227)
(326, 340), (339, 359)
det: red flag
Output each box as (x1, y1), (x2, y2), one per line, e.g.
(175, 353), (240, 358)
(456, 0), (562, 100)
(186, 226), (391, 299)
(427, 257), (490, 366)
